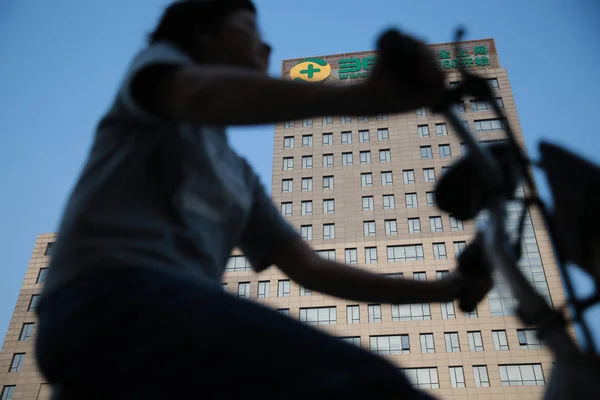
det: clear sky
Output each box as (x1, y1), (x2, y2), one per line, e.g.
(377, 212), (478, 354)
(0, 0), (598, 347)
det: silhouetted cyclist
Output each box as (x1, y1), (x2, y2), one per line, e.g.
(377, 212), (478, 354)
(35, 1), (491, 398)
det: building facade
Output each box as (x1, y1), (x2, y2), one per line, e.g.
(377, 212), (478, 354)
(1, 39), (567, 399)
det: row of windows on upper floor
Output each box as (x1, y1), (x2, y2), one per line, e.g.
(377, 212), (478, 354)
(281, 117), (508, 149)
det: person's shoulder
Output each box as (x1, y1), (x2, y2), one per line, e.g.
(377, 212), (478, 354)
(130, 40), (194, 69)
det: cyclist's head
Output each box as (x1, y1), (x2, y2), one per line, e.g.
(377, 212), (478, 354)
(149, 0), (270, 72)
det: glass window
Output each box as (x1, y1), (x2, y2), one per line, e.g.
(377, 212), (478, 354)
(221, 283), (228, 291)
(323, 116), (333, 125)
(420, 333), (435, 353)
(418, 125), (430, 137)
(44, 242), (55, 256)
(449, 367), (465, 388)
(358, 115), (368, 122)
(377, 128), (389, 141)
(225, 255), (252, 272)
(280, 202), (293, 216)
(300, 285), (312, 296)
(301, 177), (312, 192)
(449, 81), (460, 88)
(301, 200), (312, 216)
(257, 281), (270, 298)
(362, 196), (374, 211)
(379, 149), (391, 163)
(493, 330), (510, 351)
(402, 368), (439, 389)
(323, 223), (335, 239)
(416, 107), (427, 116)
(323, 199), (335, 214)
(284, 120), (295, 128)
(322, 132), (333, 145)
(426, 192), (436, 206)
(403, 169), (415, 184)
(300, 225), (312, 240)
(278, 280), (290, 297)
(359, 150), (371, 164)
(384, 219), (398, 236)
(302, 155), (313, 169)
(474, 366), (491, 387)
(323, 154), (334, 167)
(282, 157), (294, 170)
(341, 115), (352, 124)
(278, 308), (290, 316)
(365, 247), (378, 264)
(283, 136), (294, 149)
(408, 218), (421, 234)
(432, 243), (447, 260)
(461, 143), (467, 155)
(454, 241), (467, 258)
(474, 118), (508, 132)
(299, 307), (337, 326)
(517, 329), (543, 349)
(359, 130), (370, 142)
(430, 216), (443, 232)
(468, 331), (484, 352)
(1, 386), (16, 400)
(347, 305), (360, 324)
(9, 353), (25, 373)
(383, 194), (396, 210)
(361, 173), (373, 187)
(453, 102), (466, 113)
(450, 216), (464, 231)
(323, 176), (334, 190)
(405, 193), (418, 208)
(317, 249), (336, 261)
(281, 179), (293, 193)
(420, 146), (433, 159)
(302, 118), (313, 127)
(435, 123), (448, 136)
(341, 131), (352, 144)
(370, 335), (410, 355)
(414, 272), (427, 281)
(302, 134), (313, 147)
(439, 144), (452, 158)
(465, 307), (479, 319)
(340, 336), (361, 346)
(441, 301), (456, 319)
(36, 268), (48, 284)
(381, 172), (393, 185)
(393, 303), (431, 321)
(423, 168), (436, 182)
(28, 294), (40, 312)
(342, 152), (353, 166)
(487, 78), (499, 88)
(345, 248), (358, 264)
(363, 221), (376, 237)
(368, 304), (382, 323)
(376, 113), (387, 120)
(386, 245), (425, 262)
(499, 364), (545, 386)
(445, 332), (461, 352)
(237, 282), (250, 299)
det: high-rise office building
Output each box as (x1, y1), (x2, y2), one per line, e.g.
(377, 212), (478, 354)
(1, 39), (568, 399)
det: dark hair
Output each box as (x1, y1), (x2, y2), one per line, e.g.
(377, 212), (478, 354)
(149, 0), (256, 54)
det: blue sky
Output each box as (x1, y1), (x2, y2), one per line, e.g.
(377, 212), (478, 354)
(0, 0), (598, 347)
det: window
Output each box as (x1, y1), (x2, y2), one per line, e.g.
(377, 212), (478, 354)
(363, 221), (376, 237)
(302, 134), (313, 147)
(452, 241), (467, 259)
(450, 216), (464, 231)
(278, 280), (290, 297)
(418, 125), (430, 137)
(379, 149), (391, 163)
(473, 366), (491, 387)
(416, 107), (427, 116)
(462, 120), (469, 130)
(323, 175), (334, 190)
(278, 308), (290, 316)
(449, 367), (466, 388)
(300, 286), (312, 296)
(381, 171), (393, 185)
(518, 329), (543, 349)
(435, 123), (448, 136)
(499, 364), (545, 386)
(445, 332), (461, 352)
(408, 218), (421, 234)
(347, 305), (360, 324)
(393, 304), (431, 321)
(9, 353), (25, 372)
(28, 295), (40, 312)
(345, 248), (358, 264)
(429, 216), (443, 233)
(225, 255), (252, 271)
(341, 131), (352, 144)
(317, 250), (336, 261)
(452, 101), (466, 113)
(302, 155), (313, 169)
(301, 201), (312, 216)
(385, 273), (404, 279)
(257, 281), (270, 298)
(299, 307), (337, 326)
(487, 78), (499, 88)
(282, 157), (294, 170)
(281, 179), (293, 193)
(323, 224), (335, 239)
(45, 242), (55, 256)
(441, 302), (456, 319)
(341, 336), (361, 346)
(302, 118), (313, 127)
(420, 333), (435, 353)
(471, 98), (504, 112)
(377, 128), (389, 141)
(283, 136), (294, 149)
(301, 177), (312, 192)
(322, 132), (333, 145)
(36, 268), (48, 284)
(358, 115), (369, 122)
(1, 386), (15, 400)
(426, 191), (436, 206)
(322, 154), (334, 167)
(284, 120), (295, 128)
(376, 113), (387, 120)
(280, 202), (292, 216)
(383, 194), (395, 210)
(414, 272), (427, 281)
(442, 166), (450, 176)
(370, 335), (410, 355)
(321, 199), (335, 215)
(365, 247), (378, 264)
(359, 130), (370, 142)
(460, 143), (467, 155)
(301, 225), (313, 240)
(420, 146), (432, 159)
(433, 243), (447, 259)
(402, 368), (439, 389)
(341, 115), (352, 124)
(359, 150), (371, 164)
(465, 308), (479, 318)
(439, 144), (452, 158)
(361, 173), (373, 187)
(474, 118), (508, 132)
(237, 282), (250, 299)
(449, 81), (460, 88)
(342, 152), (353, 165)
(493, 330), (509, 351)
(323, 115), (333, 125)
(222, 283), (228, 291)
(387, 244), (425, 262)
(362, 196), (374, 211)
(368, 304), (382, 323)
(468, 331), (484, 352)
(403, 169), (415, 184)
(423, 168), (436, 182)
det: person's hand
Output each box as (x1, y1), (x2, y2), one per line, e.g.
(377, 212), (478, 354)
(365, 29), (445, 112)
(443, 270), (494, 311)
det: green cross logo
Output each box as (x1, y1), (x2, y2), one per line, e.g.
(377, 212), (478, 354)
(300, 64), (321, 79)
(290, 58), (331, 83)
